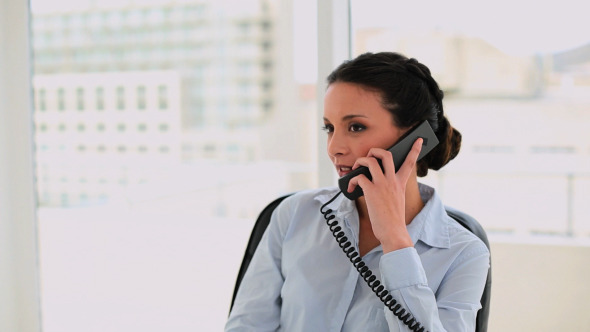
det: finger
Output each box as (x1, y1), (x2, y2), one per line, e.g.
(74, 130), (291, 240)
(396, 138), (423, 181)
(347, 174), (373, 193)
(366, 148), (394, 177)
(352, 156), (385, 182)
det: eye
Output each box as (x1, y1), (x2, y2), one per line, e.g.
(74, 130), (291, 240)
(321, 124), (334, 133)
(349, 123), (366, 132)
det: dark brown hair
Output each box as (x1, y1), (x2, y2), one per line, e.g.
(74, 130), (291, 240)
(327, 52), (461, 176)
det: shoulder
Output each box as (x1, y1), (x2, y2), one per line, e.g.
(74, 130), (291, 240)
(446, 212), (489, 251)
(445, 215), (490, 269)
(417, 183), (489, 258)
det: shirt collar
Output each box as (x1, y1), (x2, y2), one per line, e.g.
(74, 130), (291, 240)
(314, 184), (450, 249)
(313, 187), (354, 217)
(313, 188), (359, 236)
(407, 183), (450, 249)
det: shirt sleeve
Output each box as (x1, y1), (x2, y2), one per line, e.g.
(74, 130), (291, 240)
(379, 244), (490, 332)
(224, 198), (292, 332)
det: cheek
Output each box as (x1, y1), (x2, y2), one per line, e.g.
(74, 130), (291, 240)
(356, 135), (398, 158)
(376, 129), (401, 150)
(353, 142), (374, 158)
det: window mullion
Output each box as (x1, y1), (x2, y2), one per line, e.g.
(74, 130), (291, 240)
(315, 0), (351, 188)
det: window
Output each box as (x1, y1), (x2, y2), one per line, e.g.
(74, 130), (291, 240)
(350, 0), (590, 240)
(57, 88), (65, 111)
(137, 85), (146, 110)
(76, 87), (84, 110)
(96, 87), (104, 110)
(38, 88), (46, 111)
(157, 85), (168, 110)
(28, 1), (319, 331)
(116, 86), (125, 110)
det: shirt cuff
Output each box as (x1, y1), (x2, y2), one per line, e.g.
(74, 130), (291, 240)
(379, 247), (428, 290)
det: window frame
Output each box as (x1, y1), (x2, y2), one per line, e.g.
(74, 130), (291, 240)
(0, 0), (42, 331)
(315, 0), (352, 187)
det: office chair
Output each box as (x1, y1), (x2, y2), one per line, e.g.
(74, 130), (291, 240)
(230, 193), (492, 332)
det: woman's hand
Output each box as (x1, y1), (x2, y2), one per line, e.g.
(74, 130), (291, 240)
(346, 138), (423, 253)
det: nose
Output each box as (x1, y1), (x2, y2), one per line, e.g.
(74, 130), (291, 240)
(327, 130), (348, 159)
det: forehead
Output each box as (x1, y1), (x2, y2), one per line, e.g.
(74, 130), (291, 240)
(323, 82), (391, 120)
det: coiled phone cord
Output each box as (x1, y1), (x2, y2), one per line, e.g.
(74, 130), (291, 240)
(320, 191), (427, 332)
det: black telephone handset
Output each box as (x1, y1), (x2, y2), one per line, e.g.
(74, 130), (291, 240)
(338, 120), (439, 200)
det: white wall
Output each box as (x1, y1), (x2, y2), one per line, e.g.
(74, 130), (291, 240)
(488, 240), (590, 331)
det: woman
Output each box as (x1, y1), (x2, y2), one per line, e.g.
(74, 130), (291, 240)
(225, 52), (490, 331)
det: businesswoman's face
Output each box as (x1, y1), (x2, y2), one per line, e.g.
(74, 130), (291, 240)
(323, 82), (403, 178)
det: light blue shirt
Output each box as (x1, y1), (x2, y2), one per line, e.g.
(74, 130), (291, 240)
(226, 184), (490, 332)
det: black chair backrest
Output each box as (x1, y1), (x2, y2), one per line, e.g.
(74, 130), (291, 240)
(230, 194), (288, 309)
(230, 194), (491, 332)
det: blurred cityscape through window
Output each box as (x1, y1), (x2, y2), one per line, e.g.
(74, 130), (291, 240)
(31, 0), (317, 216)
(351, 0), (590, 239)
(31, 0), (318, 330)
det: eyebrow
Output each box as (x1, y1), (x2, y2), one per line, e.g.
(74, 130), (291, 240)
(323, 114), (368, 122)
